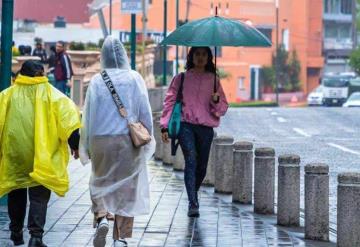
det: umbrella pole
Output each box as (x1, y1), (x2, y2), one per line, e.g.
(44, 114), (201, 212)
(214, 46), (217, 93)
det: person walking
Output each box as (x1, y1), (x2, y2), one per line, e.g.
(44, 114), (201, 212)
(160, 47), (228, 218)
(0, 60), (82, 247)
(47, 46), (56, 72)
(54, 41), (73, 95)
(32, 42), (47, 64)
(79, 36), (155, 247)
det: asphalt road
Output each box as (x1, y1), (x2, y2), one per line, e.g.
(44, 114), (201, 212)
(217, 107), (360, 230)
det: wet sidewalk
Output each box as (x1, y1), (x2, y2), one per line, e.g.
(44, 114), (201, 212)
(0, 160), (335, 247)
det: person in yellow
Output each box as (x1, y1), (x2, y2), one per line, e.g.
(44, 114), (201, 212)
(0, 60), (82, 247)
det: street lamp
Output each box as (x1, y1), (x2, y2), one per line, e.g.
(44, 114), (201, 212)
(275, 0), (279, 106)
(0, 0), (14, 91)
(163, 0), (168, 86)
(109, 0), (112, 35)
(175, 0), (179, 74)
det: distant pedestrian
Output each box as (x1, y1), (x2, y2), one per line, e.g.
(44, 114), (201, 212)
(12, 41), (20, 56)
(0, 60), (82, 247)
(47, 45), (56, 72)
(19, 45), (32, 56)
(54, 41), (73, 95)
(79, 36), (155, 247)
(32, 42), (47, 63)
(160, 47), (228, 218)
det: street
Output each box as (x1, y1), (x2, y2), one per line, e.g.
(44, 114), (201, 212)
(218, 107), (360, 230)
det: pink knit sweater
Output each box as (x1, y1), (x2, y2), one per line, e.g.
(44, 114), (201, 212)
(160, 70), (228, 129)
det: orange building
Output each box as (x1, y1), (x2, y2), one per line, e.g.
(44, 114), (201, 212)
(86, 0), (324, 102)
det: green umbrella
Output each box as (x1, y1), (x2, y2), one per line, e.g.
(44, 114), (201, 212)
(161, 11), (272, 98)
(161, 16), (272, 47)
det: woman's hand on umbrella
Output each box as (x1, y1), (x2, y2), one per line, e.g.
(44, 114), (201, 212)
(162, 132), (170, 143)
(212, 92), (220, 103)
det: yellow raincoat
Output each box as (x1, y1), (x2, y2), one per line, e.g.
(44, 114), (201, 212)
(0, 75), (81, 197)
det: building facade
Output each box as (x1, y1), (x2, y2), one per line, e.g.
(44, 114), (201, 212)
(87, 0), (324, 102)
(322, 0), (355, 74)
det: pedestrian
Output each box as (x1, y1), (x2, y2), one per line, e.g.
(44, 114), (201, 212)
(0, 60), (82, 247)
(32, 42), (47, 64)
(160, 47), (228, 217)
(12, 41), (20, 56)
(47, 45), (56, 73)
(79, 36), (155, 247)
(54, 41), (73, 95)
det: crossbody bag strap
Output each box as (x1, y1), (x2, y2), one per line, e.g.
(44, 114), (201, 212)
(100, 70), (128, 118)
(176, 72), (185, 102)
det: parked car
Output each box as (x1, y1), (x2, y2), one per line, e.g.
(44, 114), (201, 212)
(307, 85), (324, 106)
(343, 92), (360, 107)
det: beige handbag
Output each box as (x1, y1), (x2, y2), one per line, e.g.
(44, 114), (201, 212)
(101, 70), (151, 148)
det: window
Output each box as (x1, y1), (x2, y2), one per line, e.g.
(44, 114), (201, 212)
(211, 47), (222, 57)
(340, 0), (352, 14)
(282, 29), (289, 51)
(238, 77), (245, 90)
(257, 28), (272, 42)
(324, 0), (341, 14)
(325, 25), (338, 38)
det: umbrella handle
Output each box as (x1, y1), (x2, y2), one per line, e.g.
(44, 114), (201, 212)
(212, 46), (219, 103)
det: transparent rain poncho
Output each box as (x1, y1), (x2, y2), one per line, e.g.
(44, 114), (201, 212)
(79, 36), (155, 217)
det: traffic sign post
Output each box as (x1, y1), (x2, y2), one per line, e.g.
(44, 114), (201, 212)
(121, 0), (143, 70)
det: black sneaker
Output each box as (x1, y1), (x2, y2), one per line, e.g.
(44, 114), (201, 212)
(10, 231), (24, 246)
(187, 203), (200, 218)
(28, 236), (47, 247)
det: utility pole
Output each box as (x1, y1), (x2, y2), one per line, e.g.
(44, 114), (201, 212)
(175, 0), (179, 74)
(0, 0), (14, 91)
(131, 14), (136, 70)
(162, 0), (168, 85)
(109, 0), (112, 35)
(352, 0), (358, 49)
(275, 0), (279, 106)
(141, 0), (148, 77)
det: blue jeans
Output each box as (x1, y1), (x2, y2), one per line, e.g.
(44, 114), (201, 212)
(178, 122), (214, 205)
(54, 80), (67, 94)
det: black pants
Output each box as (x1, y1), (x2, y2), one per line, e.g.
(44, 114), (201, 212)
(8, 186), (51, 237)
(178, 122), (214, 205)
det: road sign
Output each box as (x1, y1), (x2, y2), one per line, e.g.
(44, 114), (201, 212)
(121, 0), (142, 14)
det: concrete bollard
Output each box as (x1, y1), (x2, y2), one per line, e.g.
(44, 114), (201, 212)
(214, 136), (234, 194)
(232, 141), (253, 204)
(153, 112), (163, 161)
(162, 140), (173, 166)
(277, 155), (300, 226)
(254, 148), (275, 214)
(337, 173), (360, 247)
(305, 164), (329, 241)
(203, 131), (218, 186)
(173, 147), (185, 171)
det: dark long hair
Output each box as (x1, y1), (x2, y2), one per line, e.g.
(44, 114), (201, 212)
(185, 47), (216, 73)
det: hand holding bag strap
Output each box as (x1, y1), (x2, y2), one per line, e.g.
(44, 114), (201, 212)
(101, 70), (128, 118)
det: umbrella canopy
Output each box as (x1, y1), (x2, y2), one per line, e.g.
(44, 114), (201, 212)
(161, 16), (272, 47)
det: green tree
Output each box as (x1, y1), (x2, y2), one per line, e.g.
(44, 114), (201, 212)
(272, 45), (290, 91)
(261, 45), (301, 92)
(261, 66), (276, 90)
(350, 47), (360, 75)
(288, 50), (301, 91)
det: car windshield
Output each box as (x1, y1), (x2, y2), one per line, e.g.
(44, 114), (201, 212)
(314, 86), (323, 93)
(322, 78), (349, 88)
(348, 93), (360, 101)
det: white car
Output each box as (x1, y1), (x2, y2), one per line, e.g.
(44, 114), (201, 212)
(307, 86), (324, 106)
(343, 92), (360, 107)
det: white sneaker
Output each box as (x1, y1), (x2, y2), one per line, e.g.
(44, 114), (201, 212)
(93, 217), (109, 247)
(114, 239), (128, 247)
